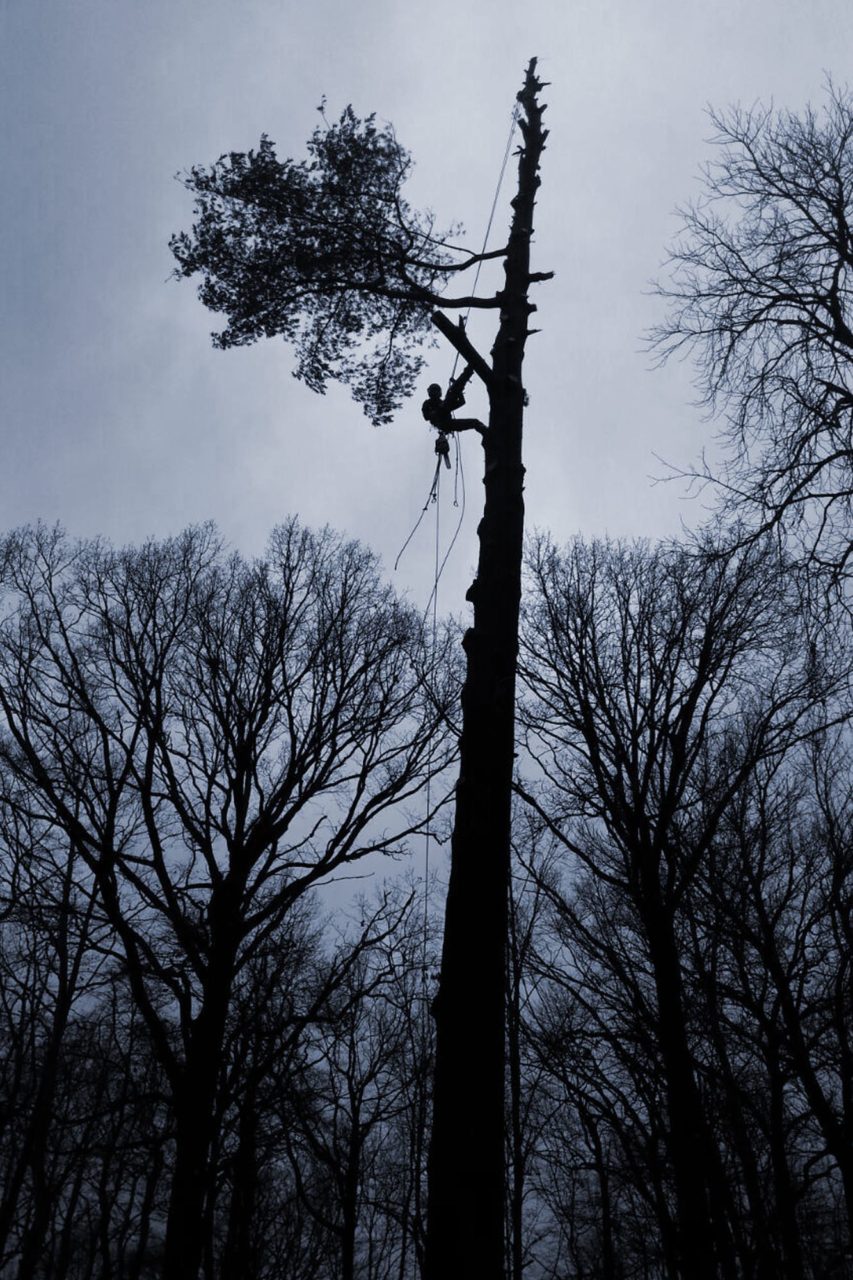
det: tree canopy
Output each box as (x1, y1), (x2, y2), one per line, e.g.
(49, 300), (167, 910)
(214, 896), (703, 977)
(171, 107), (499, 425)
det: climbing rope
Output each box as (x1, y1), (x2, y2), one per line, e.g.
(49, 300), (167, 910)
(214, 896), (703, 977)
(422, 435), (465, 620)
(421, 462), (441, 998)
(395, 101), (518, 581)
(395, 102), (520, 1010)
(393, 460), (442, 573)
(448, 102), (519, 383)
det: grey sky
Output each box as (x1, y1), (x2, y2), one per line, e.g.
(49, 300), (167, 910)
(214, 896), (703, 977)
(2, 0), (851, 614)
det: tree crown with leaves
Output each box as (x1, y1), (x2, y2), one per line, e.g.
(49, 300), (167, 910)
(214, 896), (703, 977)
(171, 107), (500, 425)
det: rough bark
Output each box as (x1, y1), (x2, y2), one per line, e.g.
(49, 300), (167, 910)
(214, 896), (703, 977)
(424, 59), (549, 1280)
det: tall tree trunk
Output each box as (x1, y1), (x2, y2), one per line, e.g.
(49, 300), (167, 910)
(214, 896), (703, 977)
(340, 1122), (362, 1280)
(162, 937), (235, 1280)
(766, 1027), (805, 1280)
(507, 876), (526, 1280)
(127, 1142), (165, 1280)
(699, 957), (774, 1276)
(163, 1062), (221, 1280)
(643, 902), (719, 1280)
(222, 1076), (260, 1280)
(425, 59), (548, 1280)
(581, 1108), (618, 1280)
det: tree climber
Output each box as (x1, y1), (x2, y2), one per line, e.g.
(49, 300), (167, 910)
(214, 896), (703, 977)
(421, 365), (486, 468)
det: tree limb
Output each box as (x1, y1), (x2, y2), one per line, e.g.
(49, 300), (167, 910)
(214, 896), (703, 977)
(430, 312), (494, 388)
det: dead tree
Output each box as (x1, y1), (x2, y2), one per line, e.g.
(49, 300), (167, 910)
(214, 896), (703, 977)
(171, 60), (551, 1279)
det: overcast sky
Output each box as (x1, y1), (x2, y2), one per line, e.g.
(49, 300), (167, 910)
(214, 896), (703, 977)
(2, 0), (852, 614)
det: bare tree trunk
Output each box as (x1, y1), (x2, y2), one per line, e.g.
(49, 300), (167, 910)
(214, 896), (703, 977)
(162, 938), (235, 1280)
(507, 876), (525, 1280)
(577, 1104), (619, 1280)
(765, 1027), (805, 1280)
(127, 1143), (165, 1280)
(163, 1067), (220, 1279)
(340, 1125), (361, 1280)
(222, 1076), (260, 1280)
(425, 58), (549, 1280)
(644, 904), (719, 1280)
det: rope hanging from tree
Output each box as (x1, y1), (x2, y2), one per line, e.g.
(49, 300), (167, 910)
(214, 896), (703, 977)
(392, 102), (519, 1018)
(394, 100), (518, 579)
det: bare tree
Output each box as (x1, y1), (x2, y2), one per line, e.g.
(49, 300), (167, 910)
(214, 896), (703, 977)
(706, 732), (853, 1262)
(518, 533), (839, 1278)
(278, 891), (434, 1280)
(652, 84), (853, 580)
(0, 795), (112, 1277)
(0, 519), (454, 1280)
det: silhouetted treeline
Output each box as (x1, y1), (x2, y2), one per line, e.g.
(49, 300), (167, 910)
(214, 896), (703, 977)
(0, 523), (850, 1278)
(0, 521), (451, 1280)
(515, 534), (852, 1280)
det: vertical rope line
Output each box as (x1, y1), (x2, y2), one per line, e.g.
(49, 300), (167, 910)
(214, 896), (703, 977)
(422, 434), (465, 621)
(422, 465), (441, 996)
(448, 103), (519, 383)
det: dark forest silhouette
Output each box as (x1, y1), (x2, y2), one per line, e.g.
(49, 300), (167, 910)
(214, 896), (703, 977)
(0, 69), (852, 1280)
(0, 524), (849, 1278)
